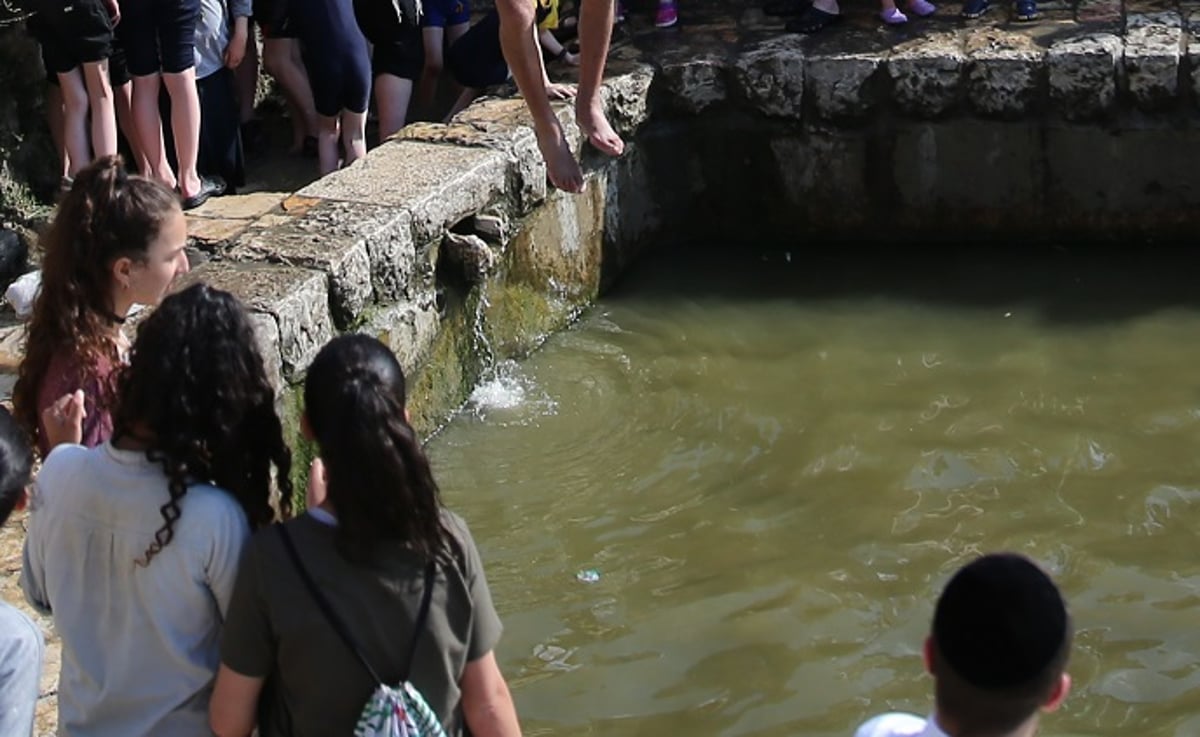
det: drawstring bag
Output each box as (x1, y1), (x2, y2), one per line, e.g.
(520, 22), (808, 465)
(278, 526), (449, 737)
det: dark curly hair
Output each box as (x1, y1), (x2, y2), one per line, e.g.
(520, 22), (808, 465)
(12, 155), (180, 452)
(304, 334), (449, 564)
(114, 283), (294, 564)
(0, 406), (33, 527)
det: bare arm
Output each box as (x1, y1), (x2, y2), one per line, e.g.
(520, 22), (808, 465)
(209, 665), (265, 737)
(461, 651), (522, 737)
(496, 0), (583, 191)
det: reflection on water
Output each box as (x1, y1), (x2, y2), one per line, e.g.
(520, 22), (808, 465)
(428, 244), (1200, 737)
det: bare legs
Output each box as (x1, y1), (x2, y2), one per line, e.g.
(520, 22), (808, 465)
(575, 0), (623, 157)
(374, 75), (414, 142)
(58, 60), (118, 178)
(416, 22), (466, 120)
(317, 110), (367, 175)
(131, 73), (175, 187)
(263, 38), (318, 153)
(162, 68), (202, 196)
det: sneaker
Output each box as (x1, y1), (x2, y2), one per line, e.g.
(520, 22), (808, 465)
(655, 0), (679, 27)
(908, 0), (937, 15)
(960, 0), (988, 17)
(880, 6), (908, 22)
(1015, 0), (1037, 19)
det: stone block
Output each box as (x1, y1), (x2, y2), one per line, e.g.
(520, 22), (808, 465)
(964, 30), (1045, 117)
(732, 36), (807, 118)
(1188, 12), (1200, 105)
(1076, 0), (1121, 24)
(770, 130), (870, 230)
(602, 66), (655, 136)
(805, 53), (882, 121)
(179, 261), (332, 379)
(449, 99), (554, 211)
(228, 200), (407, 328)
(892, 120), (1045, 228)
(887, 33), (966, 118)
(297, 139), (510, 246)
(1124, 13), (1185, 110)
(1047, 33), (1121, 120)
(658, 53), (729, 114)
(362, 300), (441, 376)
(1045, 122), (1200, 228)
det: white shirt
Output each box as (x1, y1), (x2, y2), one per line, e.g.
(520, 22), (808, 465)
(855, 712), (951, 737)
(21, 442), (250, 737)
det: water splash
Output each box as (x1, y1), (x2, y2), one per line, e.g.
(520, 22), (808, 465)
(466, 360), (558, 425)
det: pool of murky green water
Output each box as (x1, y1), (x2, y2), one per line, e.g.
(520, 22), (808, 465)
(428, 243), (1200, 737)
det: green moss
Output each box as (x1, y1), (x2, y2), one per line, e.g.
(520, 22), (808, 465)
(277, 383), (317, 513)
(403, 293), (485, 436)
(481, 279), (582, 358)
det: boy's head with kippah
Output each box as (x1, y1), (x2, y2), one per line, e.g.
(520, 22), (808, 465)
(926, 552), (1072, 736)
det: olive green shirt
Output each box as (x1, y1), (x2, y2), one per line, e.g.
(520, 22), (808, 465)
(219, 509), (503, 737)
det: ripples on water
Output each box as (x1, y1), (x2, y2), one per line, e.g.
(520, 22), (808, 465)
(428, 244), (1200, 737)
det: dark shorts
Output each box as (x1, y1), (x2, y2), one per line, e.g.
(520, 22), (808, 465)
(445, 10), (506, 89)
(254, 0), (297, 39)
(118, 0), (200, 75)
(302, 44), (372, 116)
(421, 0), (469, 27)
(371, 24), (423, 81)
(28, 0), (114, 75)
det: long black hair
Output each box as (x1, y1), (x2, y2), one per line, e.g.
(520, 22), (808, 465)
(114, 283), (294, 564)
(304, 334), (448, 563)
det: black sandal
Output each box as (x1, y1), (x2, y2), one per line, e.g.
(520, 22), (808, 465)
(785, 6), (841, 32)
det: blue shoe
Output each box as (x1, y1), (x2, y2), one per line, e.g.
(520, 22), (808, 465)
(1015, 0), (1038, 19)
(960, 0), (989, 17)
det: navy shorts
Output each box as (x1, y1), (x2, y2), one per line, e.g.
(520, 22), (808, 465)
(118, 0), (200, 76)
(371, 24), (424, 81)
(302, 45), (371, 116)
(28, 0), (114, 75)
(421, 0), (469, 27)
(446, 10), (507, 89)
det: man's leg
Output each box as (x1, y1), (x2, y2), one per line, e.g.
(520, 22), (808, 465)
(495, 0), (583, 192)
(576, 0), (623, 156)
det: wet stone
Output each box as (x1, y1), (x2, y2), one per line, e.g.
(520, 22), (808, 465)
(732, 36), (807, 118)
(1047, 33), (1122, 120)
(805, 53), (882, 121)
(658, 53), (730, 114)
(887, 33), (967, 118)
(965, 30), (1045, 117)
(1124, 13), (1185, 110)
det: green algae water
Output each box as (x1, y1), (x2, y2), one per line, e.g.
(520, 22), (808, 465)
(428, 243), (1200, 737)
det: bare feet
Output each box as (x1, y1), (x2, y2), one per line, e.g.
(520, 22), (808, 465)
(577, 95), (624, 157)
(536, 119), (584, 193)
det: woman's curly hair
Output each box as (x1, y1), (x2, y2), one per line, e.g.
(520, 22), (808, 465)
(12, 155), (180, 451)
(113, 283), (293, 564)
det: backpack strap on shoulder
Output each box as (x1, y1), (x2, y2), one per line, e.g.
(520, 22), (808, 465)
(400, 561), (437, 682)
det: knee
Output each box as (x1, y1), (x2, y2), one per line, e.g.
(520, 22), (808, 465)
(496, 0), (535, 24)
(424, 56), (444, 76)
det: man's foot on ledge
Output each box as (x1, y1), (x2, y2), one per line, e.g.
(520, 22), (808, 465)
(578, 99), (625, 157)
(537, 123), (585, 193)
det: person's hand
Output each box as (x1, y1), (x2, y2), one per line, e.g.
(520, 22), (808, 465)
(105, 0), (120, 25)
(546, 82), (577, 100)
(225, 20), (248, 68)
(42, 390), (86, 450)
(305, 457), (328, 509)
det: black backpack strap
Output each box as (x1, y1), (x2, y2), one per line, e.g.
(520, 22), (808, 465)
(277, 524), (436, 687)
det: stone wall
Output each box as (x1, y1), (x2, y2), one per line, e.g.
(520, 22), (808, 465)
(0, 25), (56, 220)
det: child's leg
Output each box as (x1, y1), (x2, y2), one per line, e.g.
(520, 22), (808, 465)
(82, 59), (118, 160)
(131, 73), (175, 186)
(316, 113), (341, 175)
(340, 109), (367, 167)
(375, 74), (415, 142)
(444, 87), (479, 121)
(263, 37), (318, 151)
(45, 83), (70, 179)
(417, 26), (446, 117)
(112, 80), (147, 173)
(235, 28), (259, 125)
(162, 68), (203, 196)
(57, 68), (92, 177)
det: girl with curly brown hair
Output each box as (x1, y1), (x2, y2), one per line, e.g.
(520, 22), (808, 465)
(22, 282), (294, 736)
(11, 154), (190, 458)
